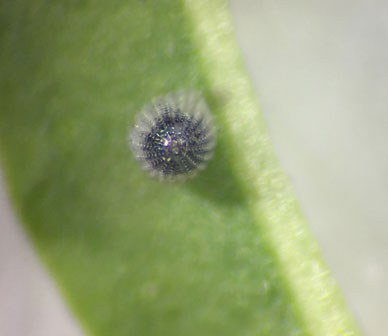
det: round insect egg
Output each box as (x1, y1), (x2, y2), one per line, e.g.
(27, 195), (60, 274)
(129, 91), (216, 181)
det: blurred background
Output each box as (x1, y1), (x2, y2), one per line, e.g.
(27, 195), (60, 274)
(1, 1), (387, 335)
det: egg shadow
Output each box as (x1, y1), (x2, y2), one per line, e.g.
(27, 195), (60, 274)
(186, 133), (246, 207)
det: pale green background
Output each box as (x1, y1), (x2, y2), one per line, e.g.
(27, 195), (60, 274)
(0, 1), (387, 335)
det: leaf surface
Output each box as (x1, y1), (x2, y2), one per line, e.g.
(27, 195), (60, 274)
(0, 1), (360, 335)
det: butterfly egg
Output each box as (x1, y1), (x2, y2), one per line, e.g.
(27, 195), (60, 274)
(129, 91), (216, 181)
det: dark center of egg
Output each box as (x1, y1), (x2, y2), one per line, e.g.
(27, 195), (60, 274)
(143, 111), (203, 176)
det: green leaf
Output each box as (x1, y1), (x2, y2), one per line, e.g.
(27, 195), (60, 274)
(0, 0), (360, 335)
